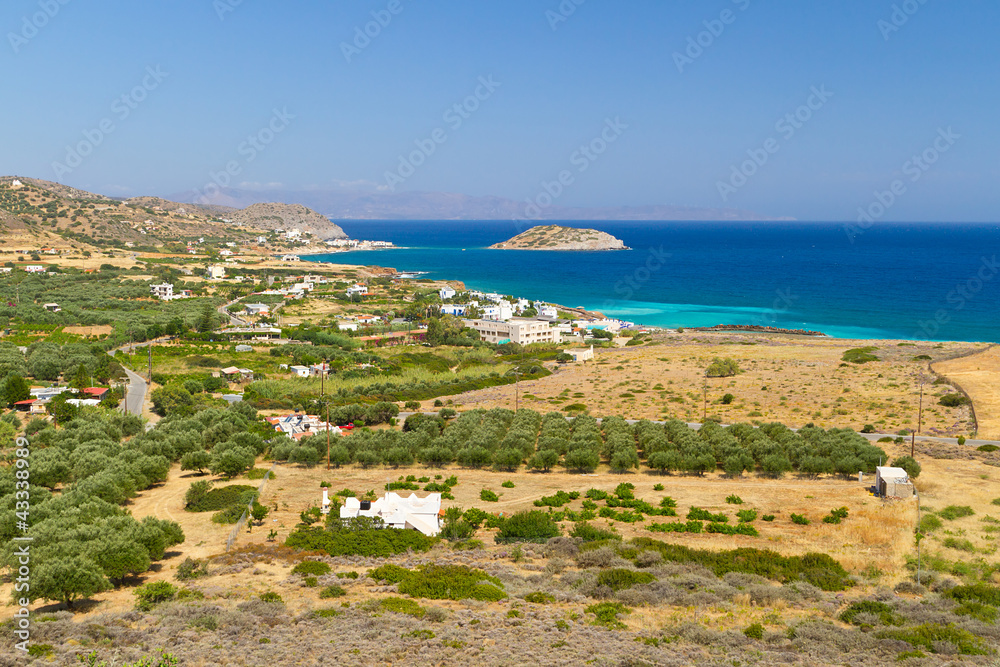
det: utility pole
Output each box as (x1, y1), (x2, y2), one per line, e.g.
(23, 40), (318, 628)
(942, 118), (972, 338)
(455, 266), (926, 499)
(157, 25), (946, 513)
(911, 378), (924, 458)
(703, 376), (708, 422)
(147, 344), (152, 383)
(326, 401), (331, 471)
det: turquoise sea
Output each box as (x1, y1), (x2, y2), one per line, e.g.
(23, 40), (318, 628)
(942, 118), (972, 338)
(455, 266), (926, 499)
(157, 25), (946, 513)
(311, 220), (1000, 343)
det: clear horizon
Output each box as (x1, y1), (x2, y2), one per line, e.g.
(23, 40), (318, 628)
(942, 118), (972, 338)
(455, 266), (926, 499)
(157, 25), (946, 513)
(2, 1), (998, 221)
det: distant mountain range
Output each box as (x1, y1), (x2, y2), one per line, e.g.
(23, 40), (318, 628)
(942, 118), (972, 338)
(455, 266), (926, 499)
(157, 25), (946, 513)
(171, 186), (791, 222)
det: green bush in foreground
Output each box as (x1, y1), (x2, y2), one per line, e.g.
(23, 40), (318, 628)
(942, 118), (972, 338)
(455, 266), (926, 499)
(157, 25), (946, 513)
(381, 597), (426, 617)
(186, 484), (256, 512)
(631, 538), (853, 591)
(495, 510), (561, 544)
(285, 525), (435, 557)
(586, 602), (630, 629)
(876, 624), (990, 656)
(790, 513), (810, 525)
(743, 623), (764, 640)
(839, 600), (901, 627)
(946, 583), (1000, 607)
(134, 581), (177, 611)
(570, 521), (621, 542)
(292, 560), (332, 576)
(524, 591), (556, 604)
(480, 489), (499, 502)
(369, 564), (506, 602)
(319, 585), (346, 599)
(938, 505), (975, 520)
(596, 568), (657, 591)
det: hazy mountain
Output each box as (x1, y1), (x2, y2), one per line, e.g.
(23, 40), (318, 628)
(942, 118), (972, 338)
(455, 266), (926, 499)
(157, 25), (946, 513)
(171, 186), (791, 222)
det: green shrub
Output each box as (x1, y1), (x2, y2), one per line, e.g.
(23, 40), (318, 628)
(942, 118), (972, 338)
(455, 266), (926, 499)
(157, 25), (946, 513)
(876, 624), (989, 655)
(977, 444), (998, 452)
(303, 576), (318, 587)
(381, 596), (426, 617)
(336, 571), (359, 579)
(186, 484), (256, 512)
(134, 581), (177, 611)
(586, 602), (630, 628)
(631, 538), (853, 591)
(373, 564), (506, 602)
(292, 560), (332, 576)
(501, 480), (515, 488)
(762, 514), (775, 522)
(938, 505), (975, 521)
(939, 393), (970, 407)
(842, 347), (878, 364)
(524, 591), (555, 604)
(790, 513), (810, 525)
(946, 583), (1000, 607)
(705, 523), (759, 536)
(954, 601), (998, 623)
(743, 623), (764, 640)
(725, 495), (744, 505)
(736, 509), (758, 523)
(259, 592), (283, 603)
(688, 507), (728, 523)
(839, 600), (901, 626)
(570, 521), (621, 542)
(285, 525), (435, 557)
(653, 483), (664, 491)
(596, 569), (656, 591)
(822, 507), (849, 524)
(721, 393), (735, 405)
(942, 537), (976, 552)
(534, 490), (580, 507)
(891, 456), (921, 479)
(495, 510), (561, 544)
(246, 467), (275, 480)
(706, 358), (741, 377)
(175, 557), (209, 581)
(480, 489), (499, 502)
(919, 514), (943, 533)
(647, 520), (704, 534)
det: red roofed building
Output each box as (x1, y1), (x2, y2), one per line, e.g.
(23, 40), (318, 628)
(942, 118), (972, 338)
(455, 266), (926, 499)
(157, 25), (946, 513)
(82, 387), (109, 400)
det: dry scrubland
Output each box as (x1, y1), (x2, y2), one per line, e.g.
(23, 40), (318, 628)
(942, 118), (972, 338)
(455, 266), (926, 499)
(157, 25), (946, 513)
(454, 332), (981, 437)
(6, 436), (1000, 666)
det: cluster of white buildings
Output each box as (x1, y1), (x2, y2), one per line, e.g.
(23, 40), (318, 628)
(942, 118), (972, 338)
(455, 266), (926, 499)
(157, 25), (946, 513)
(333, 491), (441, 536)
(267, 412), (342, 440)
(325, 239), (395, 250)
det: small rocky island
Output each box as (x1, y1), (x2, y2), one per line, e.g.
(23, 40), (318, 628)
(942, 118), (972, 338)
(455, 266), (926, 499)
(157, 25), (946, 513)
(489, 225), (629, 251)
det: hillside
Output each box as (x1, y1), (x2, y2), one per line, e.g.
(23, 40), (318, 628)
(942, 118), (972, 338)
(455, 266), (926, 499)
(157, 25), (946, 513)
(226, 202), (346, 240)
(489, 225), (629, 250)
(0, 176), (344, 252)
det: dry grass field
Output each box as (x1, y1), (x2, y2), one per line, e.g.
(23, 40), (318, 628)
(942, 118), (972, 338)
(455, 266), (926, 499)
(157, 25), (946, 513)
(933, 345), (1000, 439)
(451, 332), (982, 437)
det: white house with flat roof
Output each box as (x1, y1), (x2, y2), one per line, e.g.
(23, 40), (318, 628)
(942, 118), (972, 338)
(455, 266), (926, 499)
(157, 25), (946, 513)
(244, 303), (270, 317)
(336, 492), (442, 536)
(439, 286), (456, 300)
(150, 283), (173, 300)
(465, 318), (560, 345)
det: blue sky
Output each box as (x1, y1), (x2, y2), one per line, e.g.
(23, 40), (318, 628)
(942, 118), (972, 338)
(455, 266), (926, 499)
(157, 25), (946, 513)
(1, 0), (997, 220)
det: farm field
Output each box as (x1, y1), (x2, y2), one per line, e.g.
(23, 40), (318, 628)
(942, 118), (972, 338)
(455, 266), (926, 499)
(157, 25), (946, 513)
(450, 332), (982, 437)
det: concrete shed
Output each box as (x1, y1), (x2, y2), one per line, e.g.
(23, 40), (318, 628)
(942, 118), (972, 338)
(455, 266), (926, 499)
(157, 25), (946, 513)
(875, 466), (914, 498)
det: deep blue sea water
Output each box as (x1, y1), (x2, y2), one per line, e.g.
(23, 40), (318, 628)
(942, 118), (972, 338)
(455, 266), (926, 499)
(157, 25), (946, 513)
(312, 220), (1000, 343)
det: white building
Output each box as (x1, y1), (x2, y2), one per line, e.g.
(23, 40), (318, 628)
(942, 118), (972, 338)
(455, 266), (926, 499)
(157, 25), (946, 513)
(11, 179), (22, 188)
(440, 304), (467, 316)
(439, 286), (457, 300)
(24, 265), (45, 273)
(465, 318), (561, 345)
(150, 283), (174, 300)
(219, 249), (234, 256)
(538, 305), (559, 318)
(481, 303), (514, 321)
(207, 265), (226, 280)
(336, 492), (442, 536)
(289, 365), (311, 378)
(875, 466), (914, 498)
(565, 345), (594, 362)
(244, 303), (270, 317)
(281, 254), (301, 262)
(336, 321), (359, 331)
(346, 284), (368, 297)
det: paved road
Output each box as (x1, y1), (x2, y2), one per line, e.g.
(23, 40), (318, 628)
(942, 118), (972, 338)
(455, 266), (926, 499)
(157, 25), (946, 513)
(122, 367), (148, 417)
